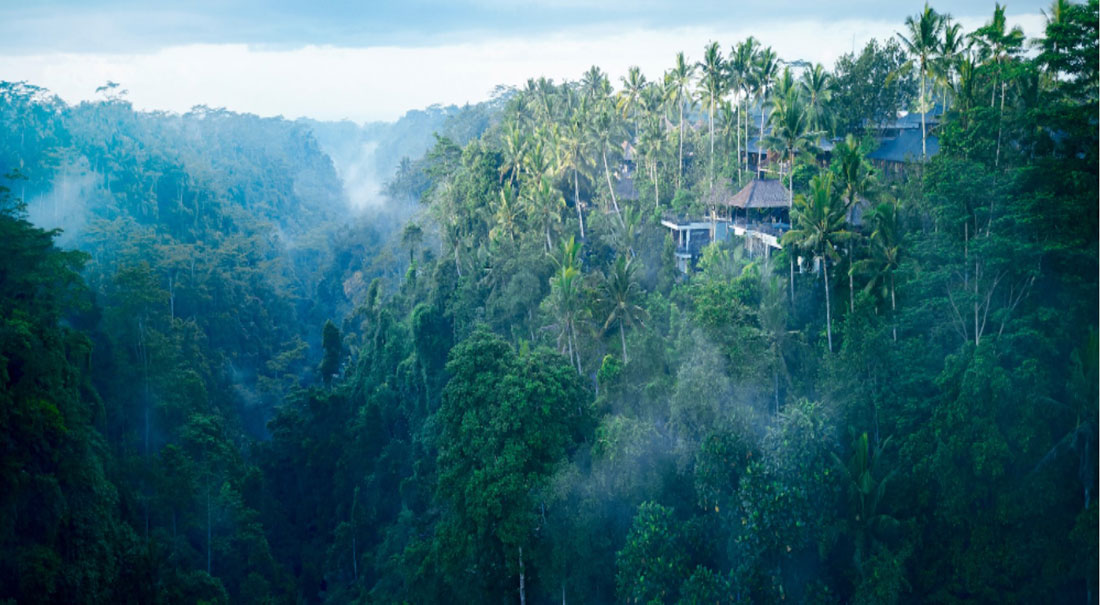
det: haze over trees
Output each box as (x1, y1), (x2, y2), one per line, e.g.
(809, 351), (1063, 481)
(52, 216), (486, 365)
(0, 1), (1096, 603)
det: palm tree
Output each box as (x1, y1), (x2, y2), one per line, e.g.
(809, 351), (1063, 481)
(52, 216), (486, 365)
(599, 254), (649, 364)
(799, 64), (833, 133)
(852, 202), (901, 341)
(523, 176), (565, 251)
(933, 19), (965, 110)
(731, 38), (759, 182)
(581, 65), (611, 101)
(763, 85), (815, 206)
(897, 3), (944, 159)
(588, 105), (626, 225)
(491, 187), (521, 244)
(499, 122), (528, 185)
(697, 42), (727, 188)
(782, 172), (851, 352)
(549, 236), (585, 372)
(558, 98), (591, 239)
(639, 116), (671, 209)
(970, 3), (1025, 169)
(753, 47), (780, 177)
(617, 66), (648, 140)
(667, 52), (696, 190)
(832, 135), (877, 313)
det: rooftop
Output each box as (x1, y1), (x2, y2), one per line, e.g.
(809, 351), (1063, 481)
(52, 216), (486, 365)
(724, 178), (791, 209)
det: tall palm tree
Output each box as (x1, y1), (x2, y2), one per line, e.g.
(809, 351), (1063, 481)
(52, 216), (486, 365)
(667, 52), (696, 190)
(549, 236), (585, 372)
(588, 104), (627, 226)
(782, 172), (851, 353)
(970, 3), (1025, 169)
(599, 254), (648, 364)
(581, 65), (611, 101)
(799, 64), (833, 133)
(852, 202), (902, 341)
(617, 66), (648, 140)
(499, 122), (528, 185)
(832, 135), (877, 312)
(523, 176), (565, 251)
(558, 97), (591, 239)
(897, 3), (944, 159)
(933, 19), (965, 110)
(697, 42), (727, 188)
(523, 129), (557, 186)
(640, 116), (671, 209)
(764, 86), (815, 300)
(753, 47), (780, 177)
(491, 187), (521, 244)
(731, 38), (759, 181)
(763, 85), (815, 206)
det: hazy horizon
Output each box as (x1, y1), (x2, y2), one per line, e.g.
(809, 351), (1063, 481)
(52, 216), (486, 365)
(0, 1), (1046, 123)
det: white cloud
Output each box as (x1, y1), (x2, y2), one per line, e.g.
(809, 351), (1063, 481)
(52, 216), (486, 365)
(0, 13), (1044, 123)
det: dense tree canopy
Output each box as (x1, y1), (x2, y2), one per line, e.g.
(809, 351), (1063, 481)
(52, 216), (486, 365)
(0, 1), (1096, 602)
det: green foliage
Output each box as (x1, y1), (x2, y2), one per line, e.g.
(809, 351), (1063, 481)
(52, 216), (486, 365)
(0, 4), (1097, 602)
(616, 501), (689, 604)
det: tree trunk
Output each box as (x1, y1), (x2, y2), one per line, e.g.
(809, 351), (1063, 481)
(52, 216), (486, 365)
(518, 546), (527, 605)
(646, 163), (655, 213)
(994, 80), (1005, 170)
(790, 256), (795, 304)
(890, 275), (897, 342)
(848, 246), (854, 313)
(574, 169), (585, 239)
(619, 320), (628, 365)
(736, 98), (742, 184)
(709, 99), (715, 188)
(920, 64), (927, 158)
(824, 258), (833, 353)
(678, 100), (684, 190)
(571, 321), (581, 373)
(602, 150), (624, 227)
(758, 100), (767, 178)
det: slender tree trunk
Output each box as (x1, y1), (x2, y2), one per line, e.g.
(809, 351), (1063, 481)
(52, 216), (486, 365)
(736, 97), (742, 184)
(571, 321), (581, 373)
(709, 99), (715, 188)
(848, 246), (854, 313)
(518, 546), (527, 605)
(646, 161), (655, 213)
(619, 320), (628, 364)
(678, 100), (684, 190)
(758, 98), (767, 178)
(920, 65), (927, 158)
(601, 150), (624, 227)
(574, 169), (585, 239)
(890, 276), (897, 342)
(790, 256), (796, 304)
(824, 258), (833, 353)
(994, 81), (1005, 170)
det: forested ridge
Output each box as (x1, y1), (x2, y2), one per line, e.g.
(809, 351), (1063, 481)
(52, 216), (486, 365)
(0, 2), (1096, 603)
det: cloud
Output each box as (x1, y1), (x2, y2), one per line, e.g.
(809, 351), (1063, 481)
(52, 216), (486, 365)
(0, 13), (1045, 123)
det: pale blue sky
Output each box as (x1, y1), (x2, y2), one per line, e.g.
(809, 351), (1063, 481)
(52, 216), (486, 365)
(0, 1), (1051, 121)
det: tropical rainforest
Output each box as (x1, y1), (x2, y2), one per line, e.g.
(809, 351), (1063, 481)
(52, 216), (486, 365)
(0, 2), (1096, 603)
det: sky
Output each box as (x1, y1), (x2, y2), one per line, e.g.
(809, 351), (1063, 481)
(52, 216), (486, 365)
(0, 1), (1049, 123)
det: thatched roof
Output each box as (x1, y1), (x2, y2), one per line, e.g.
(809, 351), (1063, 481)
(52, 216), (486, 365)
(724, 179), (791, 209)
